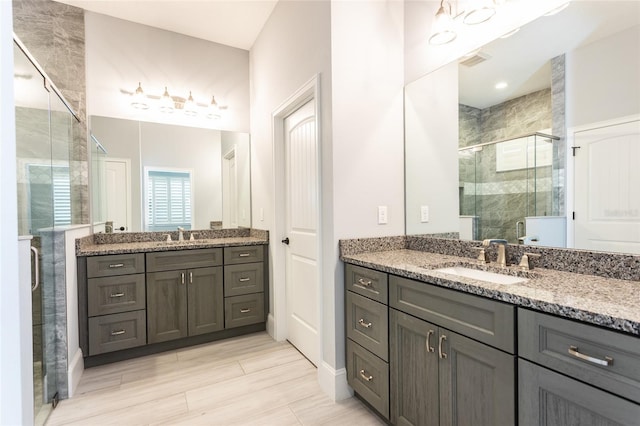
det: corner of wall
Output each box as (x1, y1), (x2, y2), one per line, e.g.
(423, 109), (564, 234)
(318, 361), (353, 402)
(67, 348), (84, 398)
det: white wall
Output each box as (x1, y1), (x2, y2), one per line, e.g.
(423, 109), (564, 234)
(405, 62), (460, 235)
(1, 1), (31, 423)
(566, 25), (640, 128)
(84, 11), (249, 132)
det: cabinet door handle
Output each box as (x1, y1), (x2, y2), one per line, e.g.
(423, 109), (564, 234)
(239, 277), (251, 282)
(181, 273), (185, 285)
(109, 263), (124, 268)
(359, 369), (373, 382)
(358, 319), (372, 328)
(239, 253), (251, 257)
(426, 329), (435, 353)
(110, 292), (125, 298)
(357, 278), (372, 287)
(438, 334), (448, 359)
(568, 345), (613, 366)
(110, 329), (126, 336)
(189, 272), (193, 284)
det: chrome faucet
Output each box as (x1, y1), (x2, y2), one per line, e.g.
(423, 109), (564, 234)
(178, 227), (185, 241)
(483, 239), (509, 267)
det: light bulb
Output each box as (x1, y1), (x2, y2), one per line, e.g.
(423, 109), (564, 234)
(159, 86), (174, 113)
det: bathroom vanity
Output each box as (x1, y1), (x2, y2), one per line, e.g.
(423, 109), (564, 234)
(76, 229), (268, 366)
(341, 236), (640, 425)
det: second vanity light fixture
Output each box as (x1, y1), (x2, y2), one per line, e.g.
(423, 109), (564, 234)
(429, 0), (507, 45)
(129, 82), (225, 119)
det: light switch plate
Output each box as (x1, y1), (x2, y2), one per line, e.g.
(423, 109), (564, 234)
(421, 205), (429, 223)
(378, 206), (388, 224)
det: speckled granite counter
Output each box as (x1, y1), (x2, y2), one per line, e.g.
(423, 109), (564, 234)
(77, 228), (268, 256)
(340, 240), (640, 337)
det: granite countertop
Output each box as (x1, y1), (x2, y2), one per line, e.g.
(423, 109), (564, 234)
(77, 236), (268, 256)
(342, 249), (640, 336)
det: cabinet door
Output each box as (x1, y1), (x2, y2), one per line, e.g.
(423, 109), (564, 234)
(439, 330), (515, 426)
(187, 266), (224, 336)
(147, 270), (188, 343)
(519, 359), (640, 426)
(390, 309), (439, 426)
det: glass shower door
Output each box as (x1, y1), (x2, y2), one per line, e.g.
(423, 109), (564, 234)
(14, 41), (60, 426)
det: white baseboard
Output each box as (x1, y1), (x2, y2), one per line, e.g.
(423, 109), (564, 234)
(318, 361), (353, 401)
(266, 313), (276, 340)
(67, 348), (84, 398)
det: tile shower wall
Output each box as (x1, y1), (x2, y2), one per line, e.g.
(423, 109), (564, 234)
(459, 88), (554, 243)
(13, 0), (88, 225)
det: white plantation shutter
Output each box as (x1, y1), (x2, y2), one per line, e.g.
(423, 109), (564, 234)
(146, 170), (192, 231)
(52, 166), (72, 226)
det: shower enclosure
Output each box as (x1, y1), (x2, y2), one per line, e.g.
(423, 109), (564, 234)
(14, 39), (80, 425)
(459, 132), (560, 244)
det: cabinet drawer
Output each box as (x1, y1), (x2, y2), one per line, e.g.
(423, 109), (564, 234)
(519, 308), (640, 403)
(347, 291), (388, 361)
(224, 262), (264, 297)
(345, 264), (388, 304)
(88, 274), (146, 317)
(88, 310), (146, 355)
(224, 245), (264, 265)
(146, 248), (222, 272)
(225, 293), (265, 329)
(346, 339), (389, 420)
(519, 359), (640, 426)
(87, 253), (144, 278)
(389, 275), (515, 353)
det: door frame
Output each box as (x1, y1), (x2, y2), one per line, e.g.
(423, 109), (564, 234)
(566, 113), (640, 248)
(270, 75), (322, 345)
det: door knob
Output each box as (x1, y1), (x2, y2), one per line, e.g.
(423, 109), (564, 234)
(281, 237), (290, 245)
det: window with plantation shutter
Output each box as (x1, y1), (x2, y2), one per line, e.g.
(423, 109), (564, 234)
(52, 166), (72, 226)
(145, 169), (192, 231)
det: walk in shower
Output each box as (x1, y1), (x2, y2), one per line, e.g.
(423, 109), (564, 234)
(14, 39), (81, 425)
(459, 132), (560, 244)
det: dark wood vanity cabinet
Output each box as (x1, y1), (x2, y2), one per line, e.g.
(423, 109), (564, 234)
(79, 244), (268, 365)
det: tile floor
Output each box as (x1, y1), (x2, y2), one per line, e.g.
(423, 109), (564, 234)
(45, 332), (384, 425)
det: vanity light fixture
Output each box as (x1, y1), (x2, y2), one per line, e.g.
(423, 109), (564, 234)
(463, 0), (496, 25)
(159, 86), (174, 113)
(131, 82), (149, 110)
(183, 91), (198, 117)
(206, 95), (221, 119)
(429, 0), (457, 45)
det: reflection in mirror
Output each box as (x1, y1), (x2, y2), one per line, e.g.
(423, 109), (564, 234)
(90, 116), (251, 233)
(405, 1), (640, 255)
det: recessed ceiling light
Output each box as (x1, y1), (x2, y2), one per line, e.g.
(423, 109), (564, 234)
(495, 82), (508, 89)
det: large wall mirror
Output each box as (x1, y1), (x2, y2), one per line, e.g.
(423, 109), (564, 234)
(405, 1), (640, 255)
(90, 116), (251, 233)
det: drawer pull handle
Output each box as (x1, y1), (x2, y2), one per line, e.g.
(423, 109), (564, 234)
(357, 278), (372, 287)
(240, 308), (252, 313)
(181, 273), (185, 285)
(239, 253), (251, 257)
(426, 330), (435, 353)
(110, 292), (125, 298)
(109, 263), (124, 268)
(111, 329), (126, 336)
(438, 334), (447, 359)
(239, 277), (251, 282)
(359, 369), (373, 382)
(568, 345), (613, 366)
(358, 319), (372, 328)
(189, 272), (193, 284)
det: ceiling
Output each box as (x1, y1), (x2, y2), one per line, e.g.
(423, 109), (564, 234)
(53, 0), (278, 50)
(459, 1), (640, 109)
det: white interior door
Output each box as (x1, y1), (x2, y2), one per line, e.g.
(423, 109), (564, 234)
(574, 119), (640, 253)
(223, 149), (238, 228)
(105, 159), (130, 232)
(284, 100), (320, 365)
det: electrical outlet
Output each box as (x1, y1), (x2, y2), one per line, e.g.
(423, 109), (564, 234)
(259, 208), (264, 221)
(421, 205), (429, 223)
(378, 206), (388, 224)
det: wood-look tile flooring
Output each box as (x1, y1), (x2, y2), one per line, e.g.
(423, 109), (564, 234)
(46, 332), (384, 425)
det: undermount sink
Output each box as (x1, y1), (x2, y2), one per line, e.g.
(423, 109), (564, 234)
(434, 266), (527, 285)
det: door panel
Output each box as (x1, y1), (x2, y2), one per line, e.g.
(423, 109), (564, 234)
(285, 100), (320, 365)
(574, 119), (640, 253)
(105, 159), (129, 231)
